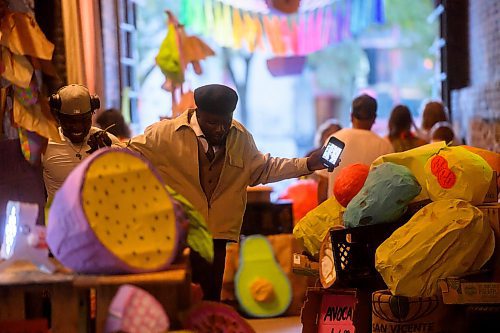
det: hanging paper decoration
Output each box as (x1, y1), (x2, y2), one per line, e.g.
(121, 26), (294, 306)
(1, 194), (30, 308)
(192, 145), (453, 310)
(232, 8), (244, 49)
(289, 19), (299, 54)
(156, 10), (215, 116)
(0, 7), (59, 169)
(313, 7), (324, 52)
(204, 0), (215, 35)
(322, 6), (333, 46)
(180, 0), (385, 57)
(280, 16), (292, 53)
(156, 20), (184, 85)
(297, 13), (307, 55)
(18, 128), (47, 165)
(213, 1), (225, 47)
(266, 56), (306, 77)
(266, 0), (300, 14)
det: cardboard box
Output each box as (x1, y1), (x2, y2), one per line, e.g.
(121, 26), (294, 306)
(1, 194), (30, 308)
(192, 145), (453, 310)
(483, 171), (498, 203)
(301, 287), (371, 333)
(372, 290), (447, 333)
(292, 253), (319, 276)
(438, 277), (500, 304)
(241, 201), (293, 235)
(478, 203), (500, 237)
(478, 203), (500, 281)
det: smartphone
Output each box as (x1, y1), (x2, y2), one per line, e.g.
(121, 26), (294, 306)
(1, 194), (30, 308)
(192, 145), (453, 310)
(321, 136), (345, 169)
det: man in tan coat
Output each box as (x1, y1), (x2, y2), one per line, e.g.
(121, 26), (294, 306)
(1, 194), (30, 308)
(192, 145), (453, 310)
(128, 84), (330, 300)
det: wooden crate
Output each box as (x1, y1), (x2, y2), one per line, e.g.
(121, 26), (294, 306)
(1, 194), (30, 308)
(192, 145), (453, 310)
(301, 287), (372, 333)
(73, 263), (191, 332)
(0, 258), (191, 333)
(0, 262), (79, 332)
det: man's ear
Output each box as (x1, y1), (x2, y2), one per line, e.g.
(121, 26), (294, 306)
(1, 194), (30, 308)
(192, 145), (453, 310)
(350, 114), (357, 127)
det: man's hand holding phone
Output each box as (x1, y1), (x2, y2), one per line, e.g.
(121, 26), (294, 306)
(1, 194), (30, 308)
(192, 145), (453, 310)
(306, 137), (344, 172)
(320, 136), (345, 172)
(306, 147), (329, 171)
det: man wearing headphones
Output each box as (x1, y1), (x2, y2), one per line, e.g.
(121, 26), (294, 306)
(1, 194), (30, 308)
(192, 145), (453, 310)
(42, 84), (120, 200)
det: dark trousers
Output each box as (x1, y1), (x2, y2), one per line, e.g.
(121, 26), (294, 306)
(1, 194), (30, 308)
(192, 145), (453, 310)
(189, 239), (228, 301)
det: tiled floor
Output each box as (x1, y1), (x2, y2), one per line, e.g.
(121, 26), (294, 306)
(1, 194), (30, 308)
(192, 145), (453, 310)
(246, 316), (302, 333)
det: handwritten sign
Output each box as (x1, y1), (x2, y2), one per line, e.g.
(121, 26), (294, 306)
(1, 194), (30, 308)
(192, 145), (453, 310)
(318, 294), (356, 333)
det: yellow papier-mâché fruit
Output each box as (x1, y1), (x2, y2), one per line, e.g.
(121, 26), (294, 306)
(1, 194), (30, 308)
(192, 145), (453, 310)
(82, 150), (178, 270)
(424, 146), (493, 204)
(293, 196), (345, 256)
(375, 199), (494, 297)
(372, 142), (447, 202)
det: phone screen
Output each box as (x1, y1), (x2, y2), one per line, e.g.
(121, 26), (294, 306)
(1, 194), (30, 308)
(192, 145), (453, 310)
(321, 137), (345, 168)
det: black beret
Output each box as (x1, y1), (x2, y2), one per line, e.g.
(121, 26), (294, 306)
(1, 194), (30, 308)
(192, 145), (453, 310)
(194, 84), (238, 115)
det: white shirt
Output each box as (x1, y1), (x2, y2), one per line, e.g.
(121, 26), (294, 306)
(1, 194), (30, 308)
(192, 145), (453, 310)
(42, 127), (120, 200)
(318, 128), (394, 198)
(190, 110), (222, 153)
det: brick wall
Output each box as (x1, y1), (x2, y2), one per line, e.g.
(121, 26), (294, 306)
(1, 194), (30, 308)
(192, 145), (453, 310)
(452, 1), (499, 152)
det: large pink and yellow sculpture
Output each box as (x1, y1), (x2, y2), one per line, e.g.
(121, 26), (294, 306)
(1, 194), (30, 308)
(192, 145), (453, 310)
(47, 148), (187, 274)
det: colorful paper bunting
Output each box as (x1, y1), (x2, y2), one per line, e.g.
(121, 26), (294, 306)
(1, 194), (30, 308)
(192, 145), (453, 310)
(180, 0), (384, 56)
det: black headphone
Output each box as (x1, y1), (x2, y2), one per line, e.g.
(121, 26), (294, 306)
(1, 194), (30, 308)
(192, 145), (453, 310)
(48, 84), (100, 113)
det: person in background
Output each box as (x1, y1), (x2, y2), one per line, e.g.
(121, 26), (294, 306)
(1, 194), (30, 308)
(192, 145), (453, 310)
(430, 121), (455, 144)
(96, 108), (131, 141)
(42, 84), (120, 201)
(317, 94), (394, 203)
(281, 119), (342, 223)
(126, 84), (331, 301)
(419, 101), (449, 142)
(305, 118), (342, 158)
(314, 119), (342, 151)
(386, 105), (426, 152)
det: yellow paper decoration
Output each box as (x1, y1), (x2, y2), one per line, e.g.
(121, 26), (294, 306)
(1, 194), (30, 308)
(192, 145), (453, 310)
(293, 196), (345, 256)
(13, 97), (60, 141)
(82, 152), (178, 270)
(235, 235), (291, 318)
(242, 12), (259, 52)
(0, 12), (54, 60)
(204, 0), (215, 36)
(156, 22), (184, 84)
(221, 3), (233, 48)
(424, 146), (493, 204)
(232, 8), (244, 49)
(376, 199), (494, 297)
(372, 142), (447, 202)
(213, 1), (225, 47)
(1, 47), (33, 88)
